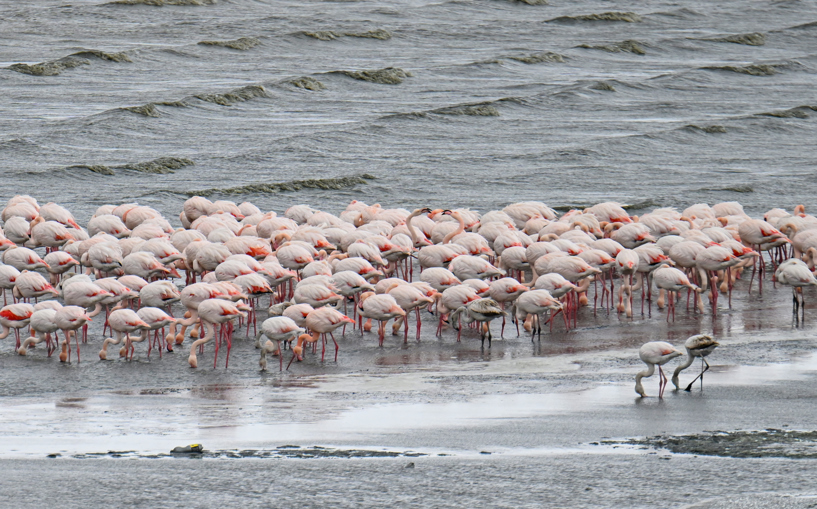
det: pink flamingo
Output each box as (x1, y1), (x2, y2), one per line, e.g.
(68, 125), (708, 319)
(187, 298), (247, 369)
(98, 309), (149, 360)
(304, 307), (354, 362)
(635, 341), (683, 398)
(256, 316), (305, 371)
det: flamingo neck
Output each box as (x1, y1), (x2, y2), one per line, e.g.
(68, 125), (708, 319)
(190, 321), (215, 352)
(635, 363), (656, 395)
(406, 210), (422, 246)
(671, 351), (696, 388)
(442, 212), (465, 245)
(178, 309), (199, 327)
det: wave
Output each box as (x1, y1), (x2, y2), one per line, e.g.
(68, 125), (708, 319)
(431, 103), (501, 116)
(756, 105), (817, 118)
(547, 12), (643, 23)
(121, 101), (187, 117)
(509, 52), (565, 64)
(783, 21), (817, 31)
(683, 124), (728, 133)
(577, 40), (646, 55)
(332, 67), (411, 84)
(8, 57), (86, 76)
(112, 83), (273, 119)
(195, 85), (268, 105)
(701, 33), (766, 46)
(185, 174), (376, 197)
(71, 50), (132, 62)
(287, 76), (326, 91)
(65, 157), (194, 176)
(552, 200), (661, 212)
(700, 186), (754, 193)
(107, 0), (216, 5)
(65, 164), (115, 175)
(651, 8), (703, 18)
(622, 200), (662, 211)
(702, 64), (779, 76)
(589, 81), (616, 91)
(462, 58), (504, 67)
(508, 0), (549, 4)
(119, 157), (194, 174)
(300, 29), (392, 41)
(6, 49), (130, 76)
(0, 138), (39, 150)
(380, 97), (524, 120)
(198, 37), (260, 50)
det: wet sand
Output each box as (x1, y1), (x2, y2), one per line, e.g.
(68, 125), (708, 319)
(3, 274), (817, 507)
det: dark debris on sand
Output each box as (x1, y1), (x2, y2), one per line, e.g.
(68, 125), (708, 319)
(603, 429), (817, 459)
(67, 445), (429, 460)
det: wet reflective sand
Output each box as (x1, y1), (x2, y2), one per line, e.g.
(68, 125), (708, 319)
(3, 274), (817, 507)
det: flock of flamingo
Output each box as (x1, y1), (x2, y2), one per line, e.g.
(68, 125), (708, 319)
(0, 195), (815, 396)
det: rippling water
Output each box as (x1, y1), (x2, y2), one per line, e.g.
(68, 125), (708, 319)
(2, 0), (816, 222)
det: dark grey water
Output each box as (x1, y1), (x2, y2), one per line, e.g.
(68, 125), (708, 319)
(2, 0), (816, 223)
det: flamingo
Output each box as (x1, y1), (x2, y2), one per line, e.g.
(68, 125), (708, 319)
(3, 217), (32, 245)
(304, 307), (354, 362)
(293, 283), (343, 308)
(17, 308), (60, 356)
(275, 244), (314, 271)
(586, 202), (631, 224)
(193, 243), (232, 274)
(420, 267), (461, 292)
(461, 278), (491, 297)
(438, 285), (480, 338)
(176, 282), (225, 343)
(61, 280), (110, 332)
(54, 305), (92, 362)
(281, 303), (315, 328)
(696, 246), (738, 315)
(3, 247), (50, 271)
(387, 283), (433, 341)
(0, 265), (20, 305)
(131, 307), (177, 358)
(738, 219), (789, 292)
(488, 277), (528, 337)
(671, 334), (720, 391)
(358, 292), (405, 346)
(85, 241), (124, 274)
(187, 299), (247, 368)
(332, 257), (383, 280)
(347, 241), (386, 267)
(39, 202), (81, 229)
(448, 255), (503, 280)
(13, 271), (59, 302)
(610, 223), (654, 248)
(775, 258), (817, 319)
(417, 244), (459, 270)
(0, 302), (35, 348)
(448, 298), (506, 347)
(577, 248), (616, 313)
(512, 290), (562, 339)
(635, 341), (683, 398)
(44, 251), (80, 284)
(652, 265), (700, 321)
(98, 309), (149, 360)
(255, 316), (306, 371)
